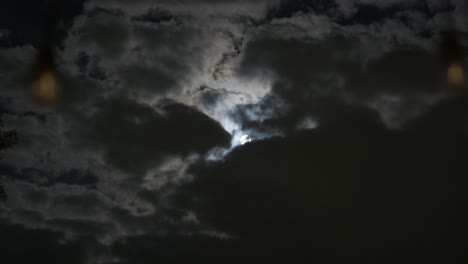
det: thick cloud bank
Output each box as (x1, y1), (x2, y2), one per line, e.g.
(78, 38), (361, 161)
(1, 0), (468, 263)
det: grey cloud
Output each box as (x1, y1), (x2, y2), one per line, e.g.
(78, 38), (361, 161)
(1, 1), (468, 262)
(81, 98), (231, 174)
(75, 11), (130, 59)
(85, 0), (275, 18)
(335, 0), (421, 17)
(0, 221), (88, 264)
(0, 181), (114, 243)
(1, 1), (236, 246)
(234, 8), (461, 128)
(61, 9), (233, 103)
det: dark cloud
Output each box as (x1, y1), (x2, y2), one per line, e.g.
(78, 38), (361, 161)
(76, 10), (130, 58)
(234, 13), (463, 129)
(106, 232), (323, 264)
(268, 0), (337, 20)
(83, 98), (231, 173)
(407, 94), (468, 133)
(238, 27), (443, 97)
(178, 103), (468, 262)
(0, 0), (85, 47)
(0, 221), (87, 264)
(50, 169), (99, 187)
(349, 47), (443, 96)
(131, 8), (176, 24)
(1, 0), (468, 262)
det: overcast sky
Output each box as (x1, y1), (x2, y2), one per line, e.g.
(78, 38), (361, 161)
(1, 0), (468, 263)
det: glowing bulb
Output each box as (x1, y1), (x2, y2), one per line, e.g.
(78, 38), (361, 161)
(447, 64), (465, 86)
(33, 69), (58, 105)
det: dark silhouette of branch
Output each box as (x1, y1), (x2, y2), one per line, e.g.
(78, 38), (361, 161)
(0, 183), (6, 203)
(0, 117), (18, 203)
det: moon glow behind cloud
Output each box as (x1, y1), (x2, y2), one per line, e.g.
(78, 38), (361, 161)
(1, 0), (468, 262)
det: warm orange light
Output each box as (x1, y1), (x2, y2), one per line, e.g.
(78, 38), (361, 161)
(32, 69), (58, 105)
(447, 63), (465, 86)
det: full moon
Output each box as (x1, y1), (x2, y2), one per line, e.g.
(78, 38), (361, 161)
(240, 135), (252, 145)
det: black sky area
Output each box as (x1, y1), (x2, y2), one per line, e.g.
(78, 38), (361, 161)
(1, 0), (468, 263)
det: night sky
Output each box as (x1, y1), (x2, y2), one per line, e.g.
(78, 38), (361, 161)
(1, 0), (468, 263)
